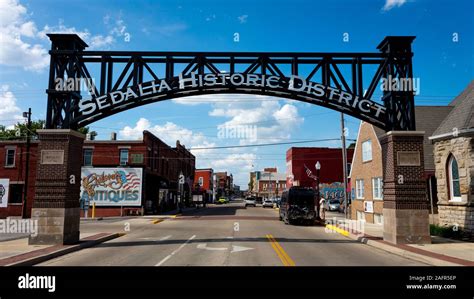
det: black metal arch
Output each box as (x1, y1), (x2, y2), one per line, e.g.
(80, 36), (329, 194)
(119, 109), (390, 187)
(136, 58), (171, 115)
(45, 34), (416, 131)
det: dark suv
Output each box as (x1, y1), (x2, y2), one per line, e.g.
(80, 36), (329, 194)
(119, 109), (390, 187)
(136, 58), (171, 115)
(279, 187), (316, 225)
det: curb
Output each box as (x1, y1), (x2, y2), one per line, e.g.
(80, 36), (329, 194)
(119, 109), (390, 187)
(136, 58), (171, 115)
(325, 224), (473, 266)
(2, 233), (124, 266)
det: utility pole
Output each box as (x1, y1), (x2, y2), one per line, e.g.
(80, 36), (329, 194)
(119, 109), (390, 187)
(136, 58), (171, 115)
(21, 108), (31, 219)
(340, 112), (349, 219)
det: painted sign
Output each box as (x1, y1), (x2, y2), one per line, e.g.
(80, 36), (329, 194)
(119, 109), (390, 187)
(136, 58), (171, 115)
(0, 179), (9, 208)
(80, 168), (143, 206)
(320, 182), (345, 202)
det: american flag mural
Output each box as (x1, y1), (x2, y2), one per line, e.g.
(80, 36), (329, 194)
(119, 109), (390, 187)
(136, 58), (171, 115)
(123, 172), (141, 190)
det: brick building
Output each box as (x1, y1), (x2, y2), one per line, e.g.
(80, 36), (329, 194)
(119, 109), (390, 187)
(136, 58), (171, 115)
(215, 172), (234, 197)
(349, 106), (453, 224)
(193, 168), (214, 203)
(0, 130), (195, 218)
(255, 168), (287, 199)
(286, 147), (354, 188)
(0, 140), (39, 218)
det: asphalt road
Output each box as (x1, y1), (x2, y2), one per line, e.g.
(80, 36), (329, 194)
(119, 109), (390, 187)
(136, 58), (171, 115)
(38, 201), (426, 266)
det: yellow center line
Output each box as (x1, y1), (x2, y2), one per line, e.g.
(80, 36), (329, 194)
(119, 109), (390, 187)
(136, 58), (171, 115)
(151, 219), (164, 224)
(266, 234), (295, 266)
(325, 224), (349, 236)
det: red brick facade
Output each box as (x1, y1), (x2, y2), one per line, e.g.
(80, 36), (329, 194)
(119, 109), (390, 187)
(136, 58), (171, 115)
(286, 147), (354, 188)
(0, 141), (39, 218)
(0, 130), (195, 218)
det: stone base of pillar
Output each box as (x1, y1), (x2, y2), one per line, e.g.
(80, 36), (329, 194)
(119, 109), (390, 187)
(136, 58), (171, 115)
(29, 207), (80, 245)
(28, 129), (84, 245)
(381, 131), (431, 245)
(383, 208), (431, 244)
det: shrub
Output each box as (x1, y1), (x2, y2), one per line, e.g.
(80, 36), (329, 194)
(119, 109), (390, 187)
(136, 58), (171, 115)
(429, 224), (464, 239)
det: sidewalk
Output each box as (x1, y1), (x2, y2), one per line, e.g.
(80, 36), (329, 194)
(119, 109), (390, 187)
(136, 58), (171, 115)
(324, 212), (474, 266)
(0, 232), (123, 266)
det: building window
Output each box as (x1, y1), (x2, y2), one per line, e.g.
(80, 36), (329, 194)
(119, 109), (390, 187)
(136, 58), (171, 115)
(372, 177), (383, 200)
(374, 213), (383, 225)
(356, 210), (365, 221)
(362, 140), (372, 162)
(198, 177), (204, 186)
(5, 148), (15, 167)
(448, 155), (461, 202)
(356, 179), (364, 199)
(83, 149), (93, 166)
(119, 149), (129, 166)
(9, 184), (23, 204)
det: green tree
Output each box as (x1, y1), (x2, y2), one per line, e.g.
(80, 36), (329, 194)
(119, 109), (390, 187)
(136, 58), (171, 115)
(0, 120), (96, 140)
(77, 126), (97, 139)
(0, 120), (45, 140)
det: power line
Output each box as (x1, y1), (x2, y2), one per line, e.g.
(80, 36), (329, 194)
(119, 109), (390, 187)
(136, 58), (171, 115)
(190, 138), (341, 150)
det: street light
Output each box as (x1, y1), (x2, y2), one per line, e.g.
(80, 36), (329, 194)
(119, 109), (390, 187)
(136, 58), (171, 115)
(315, 161), (321, 220)
(21, 108), (31, 219)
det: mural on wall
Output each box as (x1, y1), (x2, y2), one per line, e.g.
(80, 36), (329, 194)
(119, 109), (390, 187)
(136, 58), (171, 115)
(0, 179), (9, 208)
(320, 182), (345, 202)
(80, 168), (143, 206)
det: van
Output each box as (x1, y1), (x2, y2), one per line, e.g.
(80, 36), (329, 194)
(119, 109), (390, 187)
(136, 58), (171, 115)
(279, 187), (316, 225)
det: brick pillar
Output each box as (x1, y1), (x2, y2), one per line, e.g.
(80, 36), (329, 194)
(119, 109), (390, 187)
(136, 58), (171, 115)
(29, 129), (84, 245)
(381, 131), (431, 244)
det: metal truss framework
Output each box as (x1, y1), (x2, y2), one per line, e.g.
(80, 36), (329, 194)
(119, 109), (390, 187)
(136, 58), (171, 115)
(45, 34), (416, 131)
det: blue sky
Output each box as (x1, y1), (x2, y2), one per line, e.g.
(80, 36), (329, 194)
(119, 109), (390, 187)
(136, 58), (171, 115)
(0, 0), (473, 187)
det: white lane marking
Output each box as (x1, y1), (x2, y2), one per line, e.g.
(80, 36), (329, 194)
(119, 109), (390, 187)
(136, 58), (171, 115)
(160, 235), (172, 241)
(231, 245), (254, 253)
(139, 235), (172, 241)
(155, 235), (196, 266)
(196, 243), (227, 251)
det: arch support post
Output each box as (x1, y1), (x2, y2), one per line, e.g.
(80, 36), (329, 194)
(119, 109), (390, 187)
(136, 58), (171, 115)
(29, 129), (84, 245)
(381, 131), (431, 244)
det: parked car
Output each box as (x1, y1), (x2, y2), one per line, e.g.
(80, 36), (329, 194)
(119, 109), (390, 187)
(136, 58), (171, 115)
(279, 187), (316, 225)
(328, 199), (341, 211)
(262, 199), (274, 208)
(245, 197), (256, 207)
(217, 197), (228, 204)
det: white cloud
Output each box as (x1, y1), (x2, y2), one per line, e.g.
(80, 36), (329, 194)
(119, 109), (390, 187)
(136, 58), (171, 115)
(38, 21), (116, 49)
(0, 85), (24, 128)
(0, 0), (48, 71)
(117, 117), (258, 186)
(173, 94), (304, 143)
(0, 0), (120, 72)
(382, 0), (407, 11)
(238, 15), (248, 24)
(119, 118), (209, 147)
